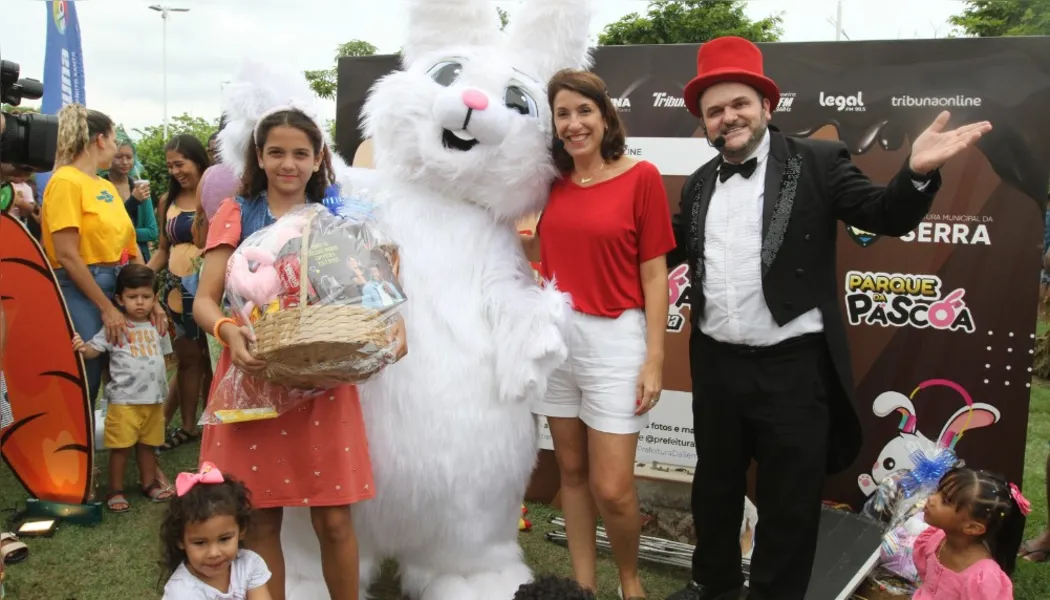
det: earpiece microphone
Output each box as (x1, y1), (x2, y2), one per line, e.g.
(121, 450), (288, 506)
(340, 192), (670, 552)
(713, 135), (726, 149)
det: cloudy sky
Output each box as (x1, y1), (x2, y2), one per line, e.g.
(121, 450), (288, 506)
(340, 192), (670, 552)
(4, 0), (970, 137)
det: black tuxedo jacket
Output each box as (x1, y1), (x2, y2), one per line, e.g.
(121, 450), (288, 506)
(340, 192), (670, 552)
(668, 126), (940, 474)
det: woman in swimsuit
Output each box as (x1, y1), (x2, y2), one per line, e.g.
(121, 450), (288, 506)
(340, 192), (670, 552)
(147, 134), (213, 449)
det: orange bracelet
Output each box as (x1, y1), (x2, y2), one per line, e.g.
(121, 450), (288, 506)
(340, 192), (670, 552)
(212, 317), (237, 346)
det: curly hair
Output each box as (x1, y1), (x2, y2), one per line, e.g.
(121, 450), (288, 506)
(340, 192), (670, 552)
(157, 470), (253, 589)
(54, 104), (114, 168)
(513, 575), (597, 600)
(242, 108), (336, 203)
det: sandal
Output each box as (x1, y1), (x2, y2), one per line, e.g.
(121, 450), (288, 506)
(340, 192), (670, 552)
(0, 533), (28, 565)
(141, 480), (174, 503)
(106, 491), (130, 513)
(1018, 539), (1050, 562)
(160, 427), (199, 451)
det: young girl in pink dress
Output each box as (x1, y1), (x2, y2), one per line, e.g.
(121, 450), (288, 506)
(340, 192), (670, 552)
(192, 107), (377, 600)
(912, 466), (1029, 599)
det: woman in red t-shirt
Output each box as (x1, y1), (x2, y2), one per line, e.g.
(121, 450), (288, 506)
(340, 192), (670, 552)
(522, 69), (676, 599)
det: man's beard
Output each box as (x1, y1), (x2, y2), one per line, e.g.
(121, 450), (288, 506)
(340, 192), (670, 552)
(720, 118), (768, 162)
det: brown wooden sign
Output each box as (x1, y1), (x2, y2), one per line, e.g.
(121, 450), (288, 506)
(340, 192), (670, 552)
(337, 37), (1050, 508)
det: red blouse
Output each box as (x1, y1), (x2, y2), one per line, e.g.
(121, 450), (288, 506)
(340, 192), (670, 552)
(538, 160), (676, 319)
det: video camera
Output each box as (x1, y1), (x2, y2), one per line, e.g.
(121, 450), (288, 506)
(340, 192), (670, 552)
(1, 59), (59, 173)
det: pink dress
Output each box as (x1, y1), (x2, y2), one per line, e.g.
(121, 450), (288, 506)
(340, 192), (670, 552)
(198, 199), (375, 509)
(912, 528), (1014, 599)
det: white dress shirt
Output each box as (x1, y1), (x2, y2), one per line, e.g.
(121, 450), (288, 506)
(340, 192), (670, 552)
(699, 130), (824, 347)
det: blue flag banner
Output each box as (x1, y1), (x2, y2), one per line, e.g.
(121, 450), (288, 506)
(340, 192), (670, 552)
(37, 0), (86, 192)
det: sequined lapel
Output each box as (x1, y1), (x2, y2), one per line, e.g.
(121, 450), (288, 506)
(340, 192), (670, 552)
(759, 134), (803, 275)
(762, 132), (787, 239)
(688, 160), (720, 278)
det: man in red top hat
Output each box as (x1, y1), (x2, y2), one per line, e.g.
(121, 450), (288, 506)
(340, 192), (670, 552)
(664, 36), (991, 600)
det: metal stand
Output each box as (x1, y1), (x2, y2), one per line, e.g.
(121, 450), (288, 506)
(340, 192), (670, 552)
(543, 516), (752, 581)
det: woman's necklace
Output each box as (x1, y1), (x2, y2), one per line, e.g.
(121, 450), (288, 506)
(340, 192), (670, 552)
(576, 162), (606, 185)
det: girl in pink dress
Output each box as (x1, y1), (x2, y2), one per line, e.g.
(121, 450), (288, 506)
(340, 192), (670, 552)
(912, 466), (1029, 599)
(193, 107), (379, 600)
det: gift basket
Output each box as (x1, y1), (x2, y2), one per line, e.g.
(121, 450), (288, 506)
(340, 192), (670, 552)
(201, 199), (406, 425)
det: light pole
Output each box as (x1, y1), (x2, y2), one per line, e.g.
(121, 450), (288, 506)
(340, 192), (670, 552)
(835, 0), (843, 41)
(826, 1), (849, 41)
(149, 4), (190, 140)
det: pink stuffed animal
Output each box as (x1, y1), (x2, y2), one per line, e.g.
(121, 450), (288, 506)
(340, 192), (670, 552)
(224, 212), (311, 323)
(227, 247), (282, 322)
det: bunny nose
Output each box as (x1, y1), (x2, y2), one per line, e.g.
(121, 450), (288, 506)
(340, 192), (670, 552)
(462, 89), (489, 111)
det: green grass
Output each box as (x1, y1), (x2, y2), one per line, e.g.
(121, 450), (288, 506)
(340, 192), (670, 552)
(3, 382), (1050, 599)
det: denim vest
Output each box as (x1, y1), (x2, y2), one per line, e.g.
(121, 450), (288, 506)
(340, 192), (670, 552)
(234, 193), (277, 243)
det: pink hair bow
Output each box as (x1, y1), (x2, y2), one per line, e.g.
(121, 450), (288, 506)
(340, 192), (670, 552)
(176, 461), (225, 497)
(1009, 482), (1032, 516)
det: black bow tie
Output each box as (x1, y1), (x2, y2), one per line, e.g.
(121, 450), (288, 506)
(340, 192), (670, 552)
(718, 157), (758, 183)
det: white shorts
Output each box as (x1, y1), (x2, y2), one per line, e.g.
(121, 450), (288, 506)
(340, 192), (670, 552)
(533, 308), (648, 434)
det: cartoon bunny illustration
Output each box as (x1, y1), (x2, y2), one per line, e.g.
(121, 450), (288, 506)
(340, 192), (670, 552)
(857, 379), (1001, 496)
(274, 1), (594, 599)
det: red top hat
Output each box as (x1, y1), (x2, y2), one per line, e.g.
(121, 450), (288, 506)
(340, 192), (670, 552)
(682, 36), (780, 120)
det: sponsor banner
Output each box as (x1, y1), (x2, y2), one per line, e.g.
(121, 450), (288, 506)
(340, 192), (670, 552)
(336, 36), (1050, 508)
(37, 1), (86, 192)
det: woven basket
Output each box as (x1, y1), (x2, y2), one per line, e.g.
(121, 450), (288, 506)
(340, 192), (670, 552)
(248, 211), (392, 388)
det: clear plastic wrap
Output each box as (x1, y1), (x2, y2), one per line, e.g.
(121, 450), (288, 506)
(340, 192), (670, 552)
(200, 199), (406, 425)
(876, 510), (930, 590)
(862, 443), (960, 532)
(862, 443), (961, 592)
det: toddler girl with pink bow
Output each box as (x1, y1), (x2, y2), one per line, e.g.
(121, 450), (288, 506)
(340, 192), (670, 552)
(160, 462), (273, 599)
(912, 466), (1028, 599)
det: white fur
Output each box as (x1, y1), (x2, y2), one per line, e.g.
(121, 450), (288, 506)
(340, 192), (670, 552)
(279, 1), (593, 599)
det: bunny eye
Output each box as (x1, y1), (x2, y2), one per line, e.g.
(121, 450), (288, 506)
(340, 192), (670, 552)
(505, 85), (537, 117)
(427, 61), (463, 87)
(883, 457), (896, 471)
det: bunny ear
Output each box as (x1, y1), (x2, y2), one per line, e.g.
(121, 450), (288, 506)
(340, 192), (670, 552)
(938, 403), (1001, 449)
(217, 58), (328, 181)
(506, 0), (595, 81)
(872, 391), (917, 434)
(402, 0), (503, 68)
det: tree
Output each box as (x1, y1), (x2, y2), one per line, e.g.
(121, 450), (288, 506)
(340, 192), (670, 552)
(130, 113), (218, 197)
(498, 6), (509, 31)
(948, 0), (1050, 37)
(597, 0), (783, 46)
(0, 104), (39, 114)
(305, 40), (379, 100)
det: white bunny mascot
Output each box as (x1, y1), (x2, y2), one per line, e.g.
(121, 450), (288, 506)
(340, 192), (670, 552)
(277, 1), (595, 599)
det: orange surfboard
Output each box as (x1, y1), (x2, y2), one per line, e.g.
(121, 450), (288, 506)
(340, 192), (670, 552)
(0, 212), (94, 504)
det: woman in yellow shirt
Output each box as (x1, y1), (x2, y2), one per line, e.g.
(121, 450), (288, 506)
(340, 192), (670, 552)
(41, 104), (167, 407)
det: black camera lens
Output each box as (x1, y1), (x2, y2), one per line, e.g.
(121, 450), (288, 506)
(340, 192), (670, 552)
(1, 59), (55, 173)
(1, 112), (59, 173)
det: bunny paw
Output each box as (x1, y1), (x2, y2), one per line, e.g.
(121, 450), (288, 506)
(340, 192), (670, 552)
(858, 473), (877, 496)
(497, 320), (568, 404)
(526, 320), (569, 377)
(537, 279), (572, 326)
